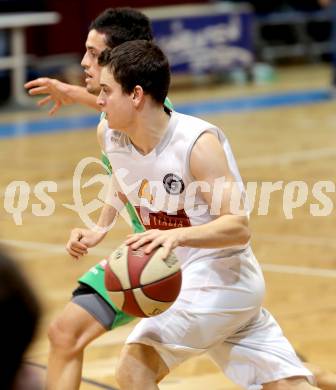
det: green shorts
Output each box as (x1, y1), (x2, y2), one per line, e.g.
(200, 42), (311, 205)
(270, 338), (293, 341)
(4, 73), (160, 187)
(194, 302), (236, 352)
(78, 261), (134, 329)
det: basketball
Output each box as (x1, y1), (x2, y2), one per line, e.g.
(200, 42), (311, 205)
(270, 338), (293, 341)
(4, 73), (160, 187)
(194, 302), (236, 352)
(104, 243), (182, 317)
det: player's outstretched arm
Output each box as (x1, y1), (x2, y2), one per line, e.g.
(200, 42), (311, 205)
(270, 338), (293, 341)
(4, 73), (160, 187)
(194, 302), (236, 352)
(24, 77), (99, 115)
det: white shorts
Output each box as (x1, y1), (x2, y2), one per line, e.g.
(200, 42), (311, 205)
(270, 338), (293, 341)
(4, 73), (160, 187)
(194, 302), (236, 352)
(126, 249), (314, 389)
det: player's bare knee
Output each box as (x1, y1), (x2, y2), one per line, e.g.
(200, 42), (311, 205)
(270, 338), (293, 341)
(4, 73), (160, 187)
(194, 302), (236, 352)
(48, 316), (82, 355)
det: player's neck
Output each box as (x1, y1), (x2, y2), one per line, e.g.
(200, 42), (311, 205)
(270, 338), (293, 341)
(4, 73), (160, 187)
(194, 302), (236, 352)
(129, 105), (170, 156)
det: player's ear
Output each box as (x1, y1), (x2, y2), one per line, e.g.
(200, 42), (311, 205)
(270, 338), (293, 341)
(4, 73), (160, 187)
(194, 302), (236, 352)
(132, 85), (144, 107)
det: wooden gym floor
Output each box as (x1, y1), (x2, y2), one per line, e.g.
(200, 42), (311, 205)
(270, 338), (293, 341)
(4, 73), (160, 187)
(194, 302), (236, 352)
(0, 64), (336, 389)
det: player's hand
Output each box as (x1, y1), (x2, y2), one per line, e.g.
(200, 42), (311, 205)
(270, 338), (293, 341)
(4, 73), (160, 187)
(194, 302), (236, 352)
(66, 228), (105, 260)
(125, 229), (184, 259)
(24, 78), (75, 116)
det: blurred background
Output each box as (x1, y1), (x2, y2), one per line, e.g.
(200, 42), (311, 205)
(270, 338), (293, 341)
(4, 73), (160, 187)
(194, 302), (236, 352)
(0, 0), (334, 104)
(1, 2), (336, 389)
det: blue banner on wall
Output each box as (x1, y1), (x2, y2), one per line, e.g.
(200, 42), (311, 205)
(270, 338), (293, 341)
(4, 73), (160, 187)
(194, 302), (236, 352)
(150, 5), (253, 74)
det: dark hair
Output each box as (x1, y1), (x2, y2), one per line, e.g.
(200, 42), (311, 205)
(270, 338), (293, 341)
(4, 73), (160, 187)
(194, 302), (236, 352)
(98, 40), (170, 105)
(90, 8), (153, 49)
(0, 249), (40, 389)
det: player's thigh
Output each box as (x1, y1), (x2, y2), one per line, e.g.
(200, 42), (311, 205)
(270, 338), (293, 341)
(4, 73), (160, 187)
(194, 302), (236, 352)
(126, 255), (265, 371)
(49, 301), (106, 347)
(207, 309), (314, 389)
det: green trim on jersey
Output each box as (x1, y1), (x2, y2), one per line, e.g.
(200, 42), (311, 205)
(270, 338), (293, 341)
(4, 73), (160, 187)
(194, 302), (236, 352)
(78, 97), (173, 329)
(125, 203), (146, 233)
(101, 151), (112, 175)
(164, 96), (173, 111)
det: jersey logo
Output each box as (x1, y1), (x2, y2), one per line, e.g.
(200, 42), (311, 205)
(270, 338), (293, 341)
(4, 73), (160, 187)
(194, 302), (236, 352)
(138, 179), (154, 204)
(135, 207), (191, 230)
(163, 174), (185, 195)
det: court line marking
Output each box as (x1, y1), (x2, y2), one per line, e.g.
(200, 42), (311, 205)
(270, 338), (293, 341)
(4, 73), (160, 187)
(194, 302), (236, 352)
(1, 237), (336, 278)
(0, 238), (110, 257)
(27, 362), (117, 390)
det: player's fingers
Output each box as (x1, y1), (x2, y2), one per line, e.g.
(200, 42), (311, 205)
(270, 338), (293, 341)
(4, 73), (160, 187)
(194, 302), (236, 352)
(144, 237), (163, 254)
(67, 251), (79, 260)
(126, 230), (157, 246)
(24, 77), (49, 88)
(49, 101), (61, 116)
(24, 79), (42, 88)
(125, 234), (142, 245)
(66, 239), (86, 251)
(68, 250), (79, 259)
(24, 80), (35, 88)
(130, 235), (153, 249)
(27, 86), (49, 95)
(70, 240), (88, 252)
(69, 245), (87, 257)
(73, 242), (88, 251)
(66, 245), (81, 258)
(68, 249), (81, 259)
(37, 95), (52, 107)
(161, 241), (172, 259)
(70, 229), (83, 242)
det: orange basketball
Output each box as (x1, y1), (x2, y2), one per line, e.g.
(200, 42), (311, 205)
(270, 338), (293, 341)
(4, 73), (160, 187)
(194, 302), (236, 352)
(104, 243), (182, 317)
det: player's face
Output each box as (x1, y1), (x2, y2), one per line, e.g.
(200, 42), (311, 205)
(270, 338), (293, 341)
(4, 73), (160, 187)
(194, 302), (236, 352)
(81, 29), (107, 94)
(97, 67), (134, 131)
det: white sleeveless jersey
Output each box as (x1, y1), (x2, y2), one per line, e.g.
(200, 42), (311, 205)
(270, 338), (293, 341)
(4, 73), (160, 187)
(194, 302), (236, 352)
(104, 111), (250, 267)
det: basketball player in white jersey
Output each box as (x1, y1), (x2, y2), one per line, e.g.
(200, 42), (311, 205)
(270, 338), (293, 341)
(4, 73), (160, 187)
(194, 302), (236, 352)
(24, 9), (336, 390)
(67, 39), (319, 389)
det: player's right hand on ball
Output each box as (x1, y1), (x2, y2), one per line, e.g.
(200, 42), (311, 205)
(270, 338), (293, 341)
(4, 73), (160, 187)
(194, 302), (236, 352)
(66, 228), (105, 259)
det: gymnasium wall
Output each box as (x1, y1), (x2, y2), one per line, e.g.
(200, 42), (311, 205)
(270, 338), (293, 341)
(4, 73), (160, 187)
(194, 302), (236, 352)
(21, 0), (209, 56)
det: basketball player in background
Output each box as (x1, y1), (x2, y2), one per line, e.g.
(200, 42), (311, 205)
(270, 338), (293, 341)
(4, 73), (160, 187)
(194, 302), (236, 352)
(24, 7), (336, 390)
(25, 8), (158, 390)
(79, 39), (317, 390)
